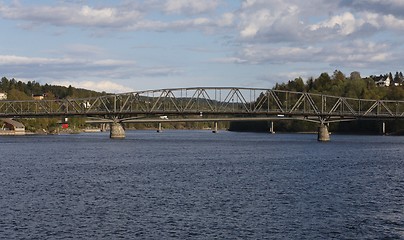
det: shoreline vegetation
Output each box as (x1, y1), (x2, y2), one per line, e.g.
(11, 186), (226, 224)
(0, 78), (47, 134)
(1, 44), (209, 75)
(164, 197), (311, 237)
(0, 70), (403, 135)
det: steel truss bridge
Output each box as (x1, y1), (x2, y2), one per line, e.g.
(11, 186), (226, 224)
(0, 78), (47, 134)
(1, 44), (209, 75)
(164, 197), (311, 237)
(1, 87), (403, 140)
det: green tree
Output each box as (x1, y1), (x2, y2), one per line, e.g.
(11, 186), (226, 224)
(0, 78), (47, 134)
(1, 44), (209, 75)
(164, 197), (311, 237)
(350, 71), (361, 81)
(387, 86), (404, 100)
(306, 77), (314, 91)
(313, 72), (332, 92)
(0, 77), (9, 91)
(286, 77), (305, 92)
(344, 78), (367, 98)
(67, 85), (74, 97)
(332, 70), (346, 83)
(7, 88), (31, 100)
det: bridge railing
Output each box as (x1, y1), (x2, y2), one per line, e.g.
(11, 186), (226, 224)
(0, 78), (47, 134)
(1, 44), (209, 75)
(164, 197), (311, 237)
(0, 87), (403, 119)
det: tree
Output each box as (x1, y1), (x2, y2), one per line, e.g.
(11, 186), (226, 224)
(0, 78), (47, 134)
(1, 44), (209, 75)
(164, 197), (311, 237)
(387, 86), (404, 100)
(31, 81), (42, 95)
(286, 77), (305, 92)
(0, 77), (10, 91)
(7, 88), (31, 100)
(332, 70), (346, 82)
(306, 77), (314, 91)
(344, 78), (366, 98)
(67, 85), (74, 97)
(394, 72), (400, 82)
(350, 71), (361, 81)
(313, 72), (332, 92)
(400, 72), (404, 85)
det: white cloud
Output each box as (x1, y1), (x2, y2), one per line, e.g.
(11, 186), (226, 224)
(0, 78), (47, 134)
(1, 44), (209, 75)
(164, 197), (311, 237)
(239, 8), (279, 38)
(238, 45), (323, 64)
(0, 1), (229, 32)
(218, 13), (235, 27)
(220, 0), (404, 77)
(2, 0), (403, 38)
(237, 0), (337, 41)
(210, 57), (248, 64)
(61, 44), (105, 58)
(324, 41), (393, 67)
(0, 54), (136, 82)
(140, 67), (184, 76)
(341, 0), (404, 17)
(51, 80), (133, 93)
(0, 55), (133, 67)
(0, 53), (185, 92)
(0, 55), (75, 65)
(382, 14), (404, 30)
(126, 16), (233, 32)
(232, 38), (399, 72)
(164, 0), (220, 14)
(234, 0), (404, 44)
(309, 12), (359, 36)
(0, 3), (142, 28)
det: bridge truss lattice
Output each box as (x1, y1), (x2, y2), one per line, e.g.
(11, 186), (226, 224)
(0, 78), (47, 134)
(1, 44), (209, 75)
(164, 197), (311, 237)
(0, 87), (403, 123)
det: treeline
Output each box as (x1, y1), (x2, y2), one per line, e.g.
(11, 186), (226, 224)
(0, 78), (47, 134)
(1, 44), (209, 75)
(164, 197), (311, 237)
(274, 70), (404, 100)
(229, 70), (404, 134)
(0, 77), (105, 100)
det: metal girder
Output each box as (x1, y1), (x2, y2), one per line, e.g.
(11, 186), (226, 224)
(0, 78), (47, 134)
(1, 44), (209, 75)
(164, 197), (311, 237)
(0, 88), (403, 123)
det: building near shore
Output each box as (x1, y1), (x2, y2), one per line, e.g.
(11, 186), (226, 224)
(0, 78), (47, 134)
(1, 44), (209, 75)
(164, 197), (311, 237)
(0, 92), (7, 100)
(0, 118), (25, 135)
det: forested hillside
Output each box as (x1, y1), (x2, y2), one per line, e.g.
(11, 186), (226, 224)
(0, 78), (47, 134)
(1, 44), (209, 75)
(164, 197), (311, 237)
(273, 71), (404, 100)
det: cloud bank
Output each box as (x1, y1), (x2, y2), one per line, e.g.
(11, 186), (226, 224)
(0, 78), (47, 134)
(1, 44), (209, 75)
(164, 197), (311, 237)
(1, 0), (404, 90)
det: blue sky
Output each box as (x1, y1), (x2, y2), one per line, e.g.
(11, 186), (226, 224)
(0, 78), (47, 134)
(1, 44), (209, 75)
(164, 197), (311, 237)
(1, 0), (404, 92)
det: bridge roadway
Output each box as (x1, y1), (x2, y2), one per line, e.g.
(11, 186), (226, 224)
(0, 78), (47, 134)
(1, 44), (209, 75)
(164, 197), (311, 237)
(0, 87), (403, 141)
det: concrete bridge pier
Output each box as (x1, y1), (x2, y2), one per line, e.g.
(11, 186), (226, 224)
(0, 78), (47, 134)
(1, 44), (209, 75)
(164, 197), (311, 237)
(382, 121), (386, 135)
(100, 123), (107, 132)
(269, 121), (275, 134)
(157, 122), (162, 133)
(212, 121), (218, 133)
(110, 121), (125, 139)
(318, 123), (330, 142)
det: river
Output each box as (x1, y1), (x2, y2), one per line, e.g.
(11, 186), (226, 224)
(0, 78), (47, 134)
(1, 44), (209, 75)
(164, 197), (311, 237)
(0, 131), (403, 239)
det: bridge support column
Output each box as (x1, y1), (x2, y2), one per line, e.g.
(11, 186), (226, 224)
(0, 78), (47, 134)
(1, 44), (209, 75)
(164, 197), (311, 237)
(110, 121), (125, 139)
(382, 121), (386, 135)
(100, 123), (107, 132)
(269, 121), (275, 134)
(212, 121), (218, 133)
(157, 122), (162, 133)
(318, 123), (330, 142)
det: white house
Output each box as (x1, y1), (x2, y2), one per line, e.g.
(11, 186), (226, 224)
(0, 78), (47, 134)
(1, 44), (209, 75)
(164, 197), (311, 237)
(375, 75), (391, 87)
(0, 92), (7, 100)
(32, 94), (45, 100)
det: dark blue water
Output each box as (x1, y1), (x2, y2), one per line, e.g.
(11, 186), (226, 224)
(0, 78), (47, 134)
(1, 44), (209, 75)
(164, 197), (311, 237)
(0, 131), (403, 239)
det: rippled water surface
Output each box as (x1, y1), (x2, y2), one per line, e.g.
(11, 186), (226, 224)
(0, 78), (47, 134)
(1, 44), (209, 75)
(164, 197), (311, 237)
(0, 131), (403, 239)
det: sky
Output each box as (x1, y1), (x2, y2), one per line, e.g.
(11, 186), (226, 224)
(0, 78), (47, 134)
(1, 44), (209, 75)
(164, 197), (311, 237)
(1, 0), (404, 93)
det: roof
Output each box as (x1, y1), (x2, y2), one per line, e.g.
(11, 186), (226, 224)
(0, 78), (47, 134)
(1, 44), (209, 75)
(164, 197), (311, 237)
(1, 118), (25, 128)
